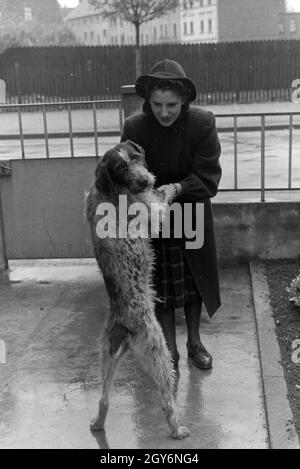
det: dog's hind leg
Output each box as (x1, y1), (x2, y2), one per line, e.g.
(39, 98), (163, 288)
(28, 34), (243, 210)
(130, 319), (190, 440)
(90, 323), (129, 432)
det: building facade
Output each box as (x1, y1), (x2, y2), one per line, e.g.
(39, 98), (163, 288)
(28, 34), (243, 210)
(278, 11), (300, 38)
(65, 0), (292, 45)
(179, 0), (218, 43)
(218, 0), (286, 42)
(65, 0), (219, 45)
(0, 0), (63, 25)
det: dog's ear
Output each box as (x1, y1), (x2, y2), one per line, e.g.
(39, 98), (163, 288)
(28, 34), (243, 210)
(95, 157), (114, 194)
(125, 140), (147, 167)
(126, 140), (145, 157)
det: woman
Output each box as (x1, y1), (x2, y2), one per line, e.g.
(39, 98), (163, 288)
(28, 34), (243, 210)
(121, 59), (222, 371)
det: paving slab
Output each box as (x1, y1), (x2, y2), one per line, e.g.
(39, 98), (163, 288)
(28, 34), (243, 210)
(0, 261), (268, 449)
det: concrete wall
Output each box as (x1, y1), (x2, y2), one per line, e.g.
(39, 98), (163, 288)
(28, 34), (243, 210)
(0, 156), (299, 263)
(214, 202), (300, 264)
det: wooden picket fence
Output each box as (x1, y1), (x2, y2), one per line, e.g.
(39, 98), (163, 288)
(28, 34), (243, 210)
(0, 39), (300, 105)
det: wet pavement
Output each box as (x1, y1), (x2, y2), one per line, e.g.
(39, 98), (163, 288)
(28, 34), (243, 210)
(0, 261), (268, 449)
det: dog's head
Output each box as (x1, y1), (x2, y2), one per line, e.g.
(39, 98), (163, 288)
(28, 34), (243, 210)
(95, 140), (155, 195)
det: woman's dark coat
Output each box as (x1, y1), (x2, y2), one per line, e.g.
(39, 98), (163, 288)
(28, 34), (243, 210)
(121, 105), (222, 317)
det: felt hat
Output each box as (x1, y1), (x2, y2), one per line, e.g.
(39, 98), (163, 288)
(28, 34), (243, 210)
(135, 59), (197, 102)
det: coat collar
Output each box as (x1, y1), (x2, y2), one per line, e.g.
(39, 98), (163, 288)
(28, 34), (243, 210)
(147, 109), (188, 134)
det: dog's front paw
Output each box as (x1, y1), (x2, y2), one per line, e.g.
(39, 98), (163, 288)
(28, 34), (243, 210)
(90, 416), (105, 432)
(171, 425), (190, 440)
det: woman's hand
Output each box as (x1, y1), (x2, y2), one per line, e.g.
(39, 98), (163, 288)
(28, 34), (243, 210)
(157, 184), (181, 205)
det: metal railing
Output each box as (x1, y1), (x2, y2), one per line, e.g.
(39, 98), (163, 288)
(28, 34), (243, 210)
(0, 99), (123, 160)
(0, 102), (300, 202)
(215, 111), (300, 202)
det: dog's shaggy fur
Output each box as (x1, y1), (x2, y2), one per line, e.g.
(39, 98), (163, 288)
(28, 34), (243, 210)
(85, 140), (189, 439)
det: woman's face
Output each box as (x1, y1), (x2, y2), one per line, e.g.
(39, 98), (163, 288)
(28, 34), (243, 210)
(149, 89), (184, 127)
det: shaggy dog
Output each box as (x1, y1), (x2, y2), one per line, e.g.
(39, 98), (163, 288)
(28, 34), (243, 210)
(85, 140), (189, 440)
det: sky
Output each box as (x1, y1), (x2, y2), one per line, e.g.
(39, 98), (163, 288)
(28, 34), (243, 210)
(57, 0), (300, 11)
(58, 0), (79, 8)
(286, 0), (300, 11)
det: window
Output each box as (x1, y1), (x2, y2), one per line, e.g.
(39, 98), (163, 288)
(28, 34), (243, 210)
(84, 31), (88, 41)
(184, 22), (194, 35)
(160, 24), (164, 37)
(103, 29), (107, 37)
(24, 6), (32, 22)
(165, 24), (168, 37)
(208, 18), (212, 33)
(90, 31), (94, 41)
(279, 22), (284, 34)
(290, 19), (297, 33)
(208, 0), (212, 5)
(200, 0), (204, 6)
(153, 26), (157, 40)
(200, 20), (204, 34)
(173, 23), (177, 38)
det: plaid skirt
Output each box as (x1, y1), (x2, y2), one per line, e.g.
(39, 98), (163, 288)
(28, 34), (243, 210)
(151, 238), (199, 310)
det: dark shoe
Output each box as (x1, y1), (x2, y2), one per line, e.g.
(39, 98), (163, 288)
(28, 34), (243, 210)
(187, 341), (212, 370)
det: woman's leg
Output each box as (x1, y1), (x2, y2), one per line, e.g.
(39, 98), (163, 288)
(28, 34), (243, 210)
(184, 295), (202, 347)
(184, 295), (212, 370)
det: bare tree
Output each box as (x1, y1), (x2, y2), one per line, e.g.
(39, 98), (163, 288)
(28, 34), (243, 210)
(89, 0), (179, 77)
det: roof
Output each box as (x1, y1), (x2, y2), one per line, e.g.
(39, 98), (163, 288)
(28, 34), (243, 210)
(65, 1), (102, 20)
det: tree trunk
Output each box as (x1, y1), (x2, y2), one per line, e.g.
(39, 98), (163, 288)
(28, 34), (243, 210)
(135, 23), (142, 78)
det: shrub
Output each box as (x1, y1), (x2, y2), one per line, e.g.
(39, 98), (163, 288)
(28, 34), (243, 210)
(286, 272), (300, 307)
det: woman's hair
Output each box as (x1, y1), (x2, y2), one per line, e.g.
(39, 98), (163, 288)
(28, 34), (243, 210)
(142, 79), (191, 114)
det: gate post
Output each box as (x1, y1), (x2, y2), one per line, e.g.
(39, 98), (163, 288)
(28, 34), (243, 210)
(0, 80), (8, 270)
(120, 85), (143, 119)
(0, 79), (5, 104)
(0, 190), (8, 270)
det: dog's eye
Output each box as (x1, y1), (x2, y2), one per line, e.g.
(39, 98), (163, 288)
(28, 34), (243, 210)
(119, 164), (128, 173)
(131, 153), (141, 161)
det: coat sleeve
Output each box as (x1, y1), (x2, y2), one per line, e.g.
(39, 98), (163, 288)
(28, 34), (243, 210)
(179, 112), (222, 202)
